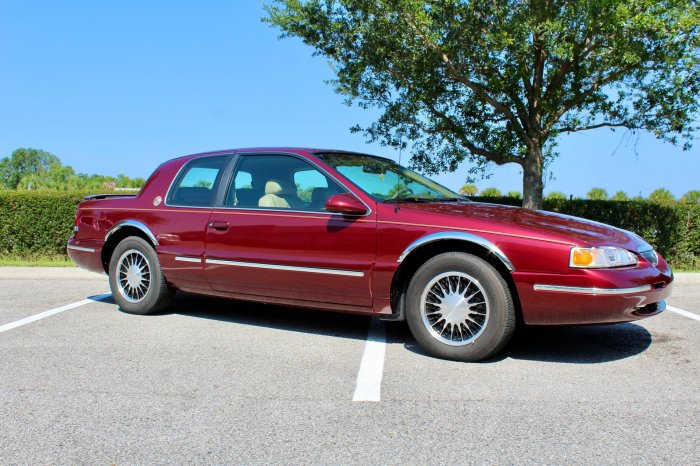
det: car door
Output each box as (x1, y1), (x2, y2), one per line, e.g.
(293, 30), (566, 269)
(156, 154), (231, 291)
(203, 152), (376, 308)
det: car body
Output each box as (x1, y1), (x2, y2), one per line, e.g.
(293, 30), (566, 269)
(68, 148), (673, 361)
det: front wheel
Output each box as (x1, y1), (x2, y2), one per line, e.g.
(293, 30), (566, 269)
(108, 236), (174, 315)
(405, 252), (515, 362)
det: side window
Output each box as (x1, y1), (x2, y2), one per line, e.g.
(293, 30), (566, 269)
(225, 154), (343, 211)
(168, 156), (226, 207)
(294, 169), (328, 203)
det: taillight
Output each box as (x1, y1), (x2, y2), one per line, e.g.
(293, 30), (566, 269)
(74, 208), (80, 231)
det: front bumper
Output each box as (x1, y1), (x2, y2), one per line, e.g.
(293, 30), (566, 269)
(514, 262), (674, 325)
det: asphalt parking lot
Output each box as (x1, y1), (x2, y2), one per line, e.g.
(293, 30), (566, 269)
(1, 269), (698, 464)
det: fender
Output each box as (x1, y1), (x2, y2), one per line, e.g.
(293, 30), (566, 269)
(104, 220), (159, 247)
(397, 231), (515, 272)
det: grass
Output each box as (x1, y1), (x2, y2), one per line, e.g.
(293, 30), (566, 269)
(0, 255), (77, 267)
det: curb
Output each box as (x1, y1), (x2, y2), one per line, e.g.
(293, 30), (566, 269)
(0, 266), (106, 281)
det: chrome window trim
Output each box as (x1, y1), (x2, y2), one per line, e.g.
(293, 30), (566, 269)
(67, 244), (95, 253)
(175, 256), (202, 263)
(397, 232), (515, 272)
(104, 220), (159, 247)
(533, 284), (652, 295)
(221, 151), (373, 218)
(205, 258), (365, 277)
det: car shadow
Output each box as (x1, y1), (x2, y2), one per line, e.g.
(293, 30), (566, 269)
(396, 321), (653, 364)
(167, 292), (373, 342)
(118, 292), (653, 364)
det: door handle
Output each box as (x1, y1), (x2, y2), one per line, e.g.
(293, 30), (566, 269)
(208, 221), (230, 231)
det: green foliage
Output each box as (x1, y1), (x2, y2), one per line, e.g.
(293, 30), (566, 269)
(459, 183), (478, 196)
(469, 196), (700, 269)
(545, 191), (567, 200)
(507, 191), (522, 199)
(681, 190), (700, 204)
(480, 187), (502, 197)
(0, 147), (145, 191)
(0, 191), (91, 258)
(0, 148), (60, 189)
(586, 187), (609, 200)
(265, 0), (700, 209)
(611, 191), (630, 201)
(648, 188), (676, 205)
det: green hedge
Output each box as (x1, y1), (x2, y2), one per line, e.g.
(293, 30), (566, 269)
(0, 191), (92, 258)
(0, 191), (697, 269)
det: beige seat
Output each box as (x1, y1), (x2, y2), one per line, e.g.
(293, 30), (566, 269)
(258, 180), (291, 208)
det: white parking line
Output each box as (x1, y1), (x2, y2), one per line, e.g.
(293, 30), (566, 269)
(0, 294), (112, 334)
(667, 305), (700, 323)
(353, 318), (387, 402)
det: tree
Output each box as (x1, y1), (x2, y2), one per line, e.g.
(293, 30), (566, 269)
(611, 191), (629, 201)
(0, 148), (60, 189)
(459, 183), (478, 196)
(480, 187), (502, 197)
(265, 1), (700, 209)
(545, 191), (566, 200)
(0, 147), (146, 191)
(586, 187), (608, 200)
(648, 188), (676, 205)
(507, 191), (522, 199)
(681, 190), (700, 204)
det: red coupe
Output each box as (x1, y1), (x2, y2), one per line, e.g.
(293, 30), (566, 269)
(68, 148), (673, 361)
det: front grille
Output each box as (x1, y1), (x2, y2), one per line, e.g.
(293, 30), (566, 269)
(639, 249), (659, 266)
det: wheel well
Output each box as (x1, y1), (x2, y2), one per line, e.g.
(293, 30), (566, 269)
(390, 240), (523, 324)
(100, 227), (156, 273)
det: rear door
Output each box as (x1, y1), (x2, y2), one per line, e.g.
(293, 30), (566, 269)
(203, 152), (376, 308)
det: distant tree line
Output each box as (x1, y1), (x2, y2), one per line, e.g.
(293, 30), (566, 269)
(0, 148), (146, 191)
(460, 183), (700, 205)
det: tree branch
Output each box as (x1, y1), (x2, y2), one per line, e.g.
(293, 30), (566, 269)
(556, 121), (631, 133)
(401, 13), (534, 149)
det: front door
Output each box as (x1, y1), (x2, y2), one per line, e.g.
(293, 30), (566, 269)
(204, 153), (376, 308)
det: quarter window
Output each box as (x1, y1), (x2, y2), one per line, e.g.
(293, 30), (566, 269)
(168, 156), (226, 206)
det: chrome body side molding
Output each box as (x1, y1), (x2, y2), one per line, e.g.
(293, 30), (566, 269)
(205, 258), (364, 277)
(397, 232), (515, 272)
(104, 220), (159, 247)
(533, 284), (653, 295)
(67, 244), (95, 253)
(175, 256), (202, 263)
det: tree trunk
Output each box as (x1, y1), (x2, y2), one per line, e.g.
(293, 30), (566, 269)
(522, 145), (544, 210)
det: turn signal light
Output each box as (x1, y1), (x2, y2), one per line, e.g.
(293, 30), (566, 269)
(571, 248), (594, 266)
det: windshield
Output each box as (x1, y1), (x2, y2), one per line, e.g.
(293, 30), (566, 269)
(316, 152), (465, 202)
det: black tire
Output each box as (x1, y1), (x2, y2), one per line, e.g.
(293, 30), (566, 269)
(405, 252), (515, 362)
(108, 236), (174, 315)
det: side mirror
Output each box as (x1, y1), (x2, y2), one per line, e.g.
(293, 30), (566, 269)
(324, 193), (368, 216)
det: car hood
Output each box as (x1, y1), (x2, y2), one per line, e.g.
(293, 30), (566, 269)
(400, 201), (651, 251)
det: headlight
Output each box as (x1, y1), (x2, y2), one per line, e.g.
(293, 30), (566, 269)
(570, 246), (638, 268)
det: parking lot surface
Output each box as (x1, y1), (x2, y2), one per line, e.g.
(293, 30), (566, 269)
(0, 270), (698, 464)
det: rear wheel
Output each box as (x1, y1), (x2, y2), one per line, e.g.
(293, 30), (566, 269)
(108, 237), (174, 315)
(405, 252), (515, 362)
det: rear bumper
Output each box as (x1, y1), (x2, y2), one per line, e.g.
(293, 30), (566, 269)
(67, 236), (105, 274)
(515, 263), (674, 325)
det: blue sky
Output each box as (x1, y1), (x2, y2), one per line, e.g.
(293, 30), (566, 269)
(0, 1), (697, 197)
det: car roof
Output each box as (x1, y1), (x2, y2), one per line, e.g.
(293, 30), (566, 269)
(168, 147), (384, 164)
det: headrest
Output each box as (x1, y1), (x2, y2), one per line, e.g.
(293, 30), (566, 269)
(265, 181), (283, 195)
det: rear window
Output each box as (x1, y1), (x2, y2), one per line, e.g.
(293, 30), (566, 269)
(168, 156), (227, 206)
